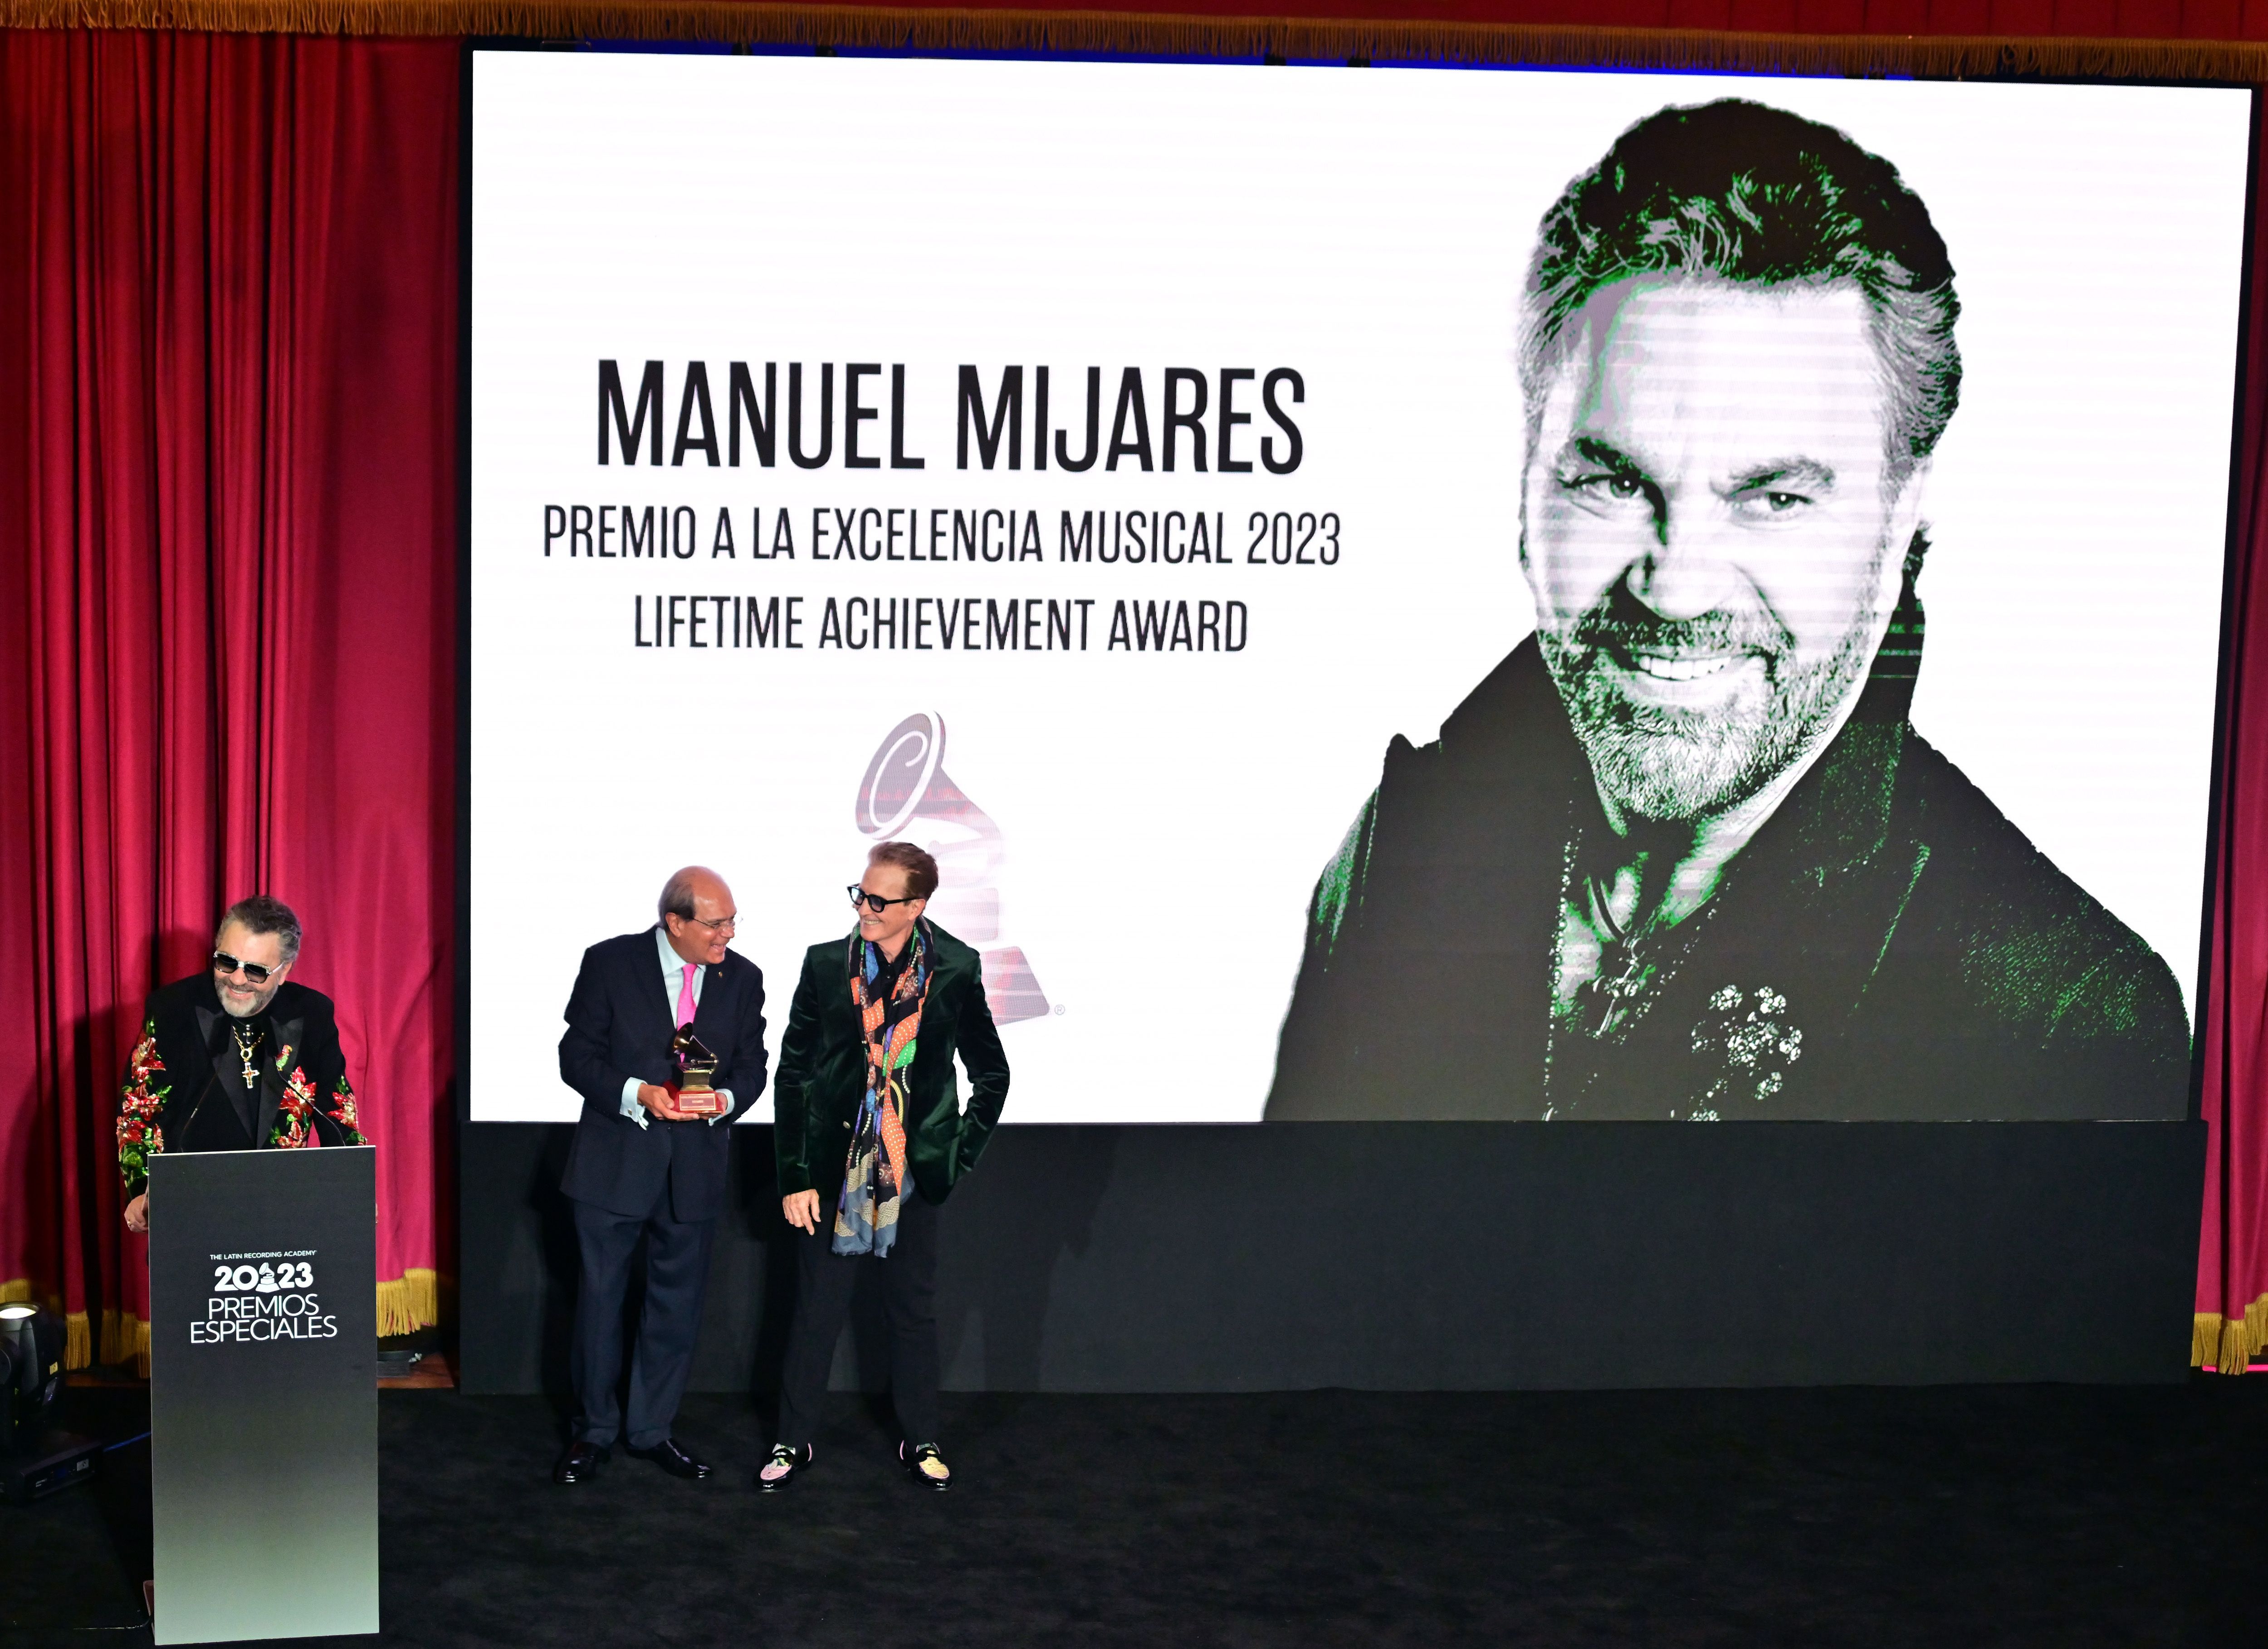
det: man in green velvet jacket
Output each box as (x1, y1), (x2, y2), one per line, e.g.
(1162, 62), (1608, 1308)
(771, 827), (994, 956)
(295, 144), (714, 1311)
(763, 839), (1010, 1493)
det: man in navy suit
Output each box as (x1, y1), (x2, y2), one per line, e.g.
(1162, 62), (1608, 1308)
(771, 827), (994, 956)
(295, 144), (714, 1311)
(554, 866), (767, 1484)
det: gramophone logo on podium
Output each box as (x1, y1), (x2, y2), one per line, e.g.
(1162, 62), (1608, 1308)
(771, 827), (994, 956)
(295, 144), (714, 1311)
(855, 713), (1050, 1023)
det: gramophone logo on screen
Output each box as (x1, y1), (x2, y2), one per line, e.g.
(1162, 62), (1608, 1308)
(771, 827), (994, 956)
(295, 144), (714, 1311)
(856, 714), (1049, 1023)
(191, 1250), (339, 1344)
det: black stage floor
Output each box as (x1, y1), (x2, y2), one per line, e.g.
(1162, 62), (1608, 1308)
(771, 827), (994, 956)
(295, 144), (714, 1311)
(8, 1378), (2266, 1648)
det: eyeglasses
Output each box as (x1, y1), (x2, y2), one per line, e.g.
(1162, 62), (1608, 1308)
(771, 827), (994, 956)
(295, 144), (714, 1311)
(212, 951), (277, 984)
(681, 914), (737, 935)
(847, 885), (921, 914)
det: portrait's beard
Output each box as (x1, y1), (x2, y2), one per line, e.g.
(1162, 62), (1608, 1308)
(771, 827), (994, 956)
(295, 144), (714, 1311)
(1537, 574), (1884, 825)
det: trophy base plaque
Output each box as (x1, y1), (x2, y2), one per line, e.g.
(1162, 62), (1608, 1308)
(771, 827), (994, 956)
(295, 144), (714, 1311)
(673, 1084), (723, 1116)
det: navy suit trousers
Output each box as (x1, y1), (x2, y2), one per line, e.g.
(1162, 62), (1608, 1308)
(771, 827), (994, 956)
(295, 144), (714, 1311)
(568, 1191), (715, 1450)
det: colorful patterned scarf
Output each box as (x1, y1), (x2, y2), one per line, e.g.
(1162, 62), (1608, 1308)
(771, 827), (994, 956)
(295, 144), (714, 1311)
(833, 924), (929, 1257)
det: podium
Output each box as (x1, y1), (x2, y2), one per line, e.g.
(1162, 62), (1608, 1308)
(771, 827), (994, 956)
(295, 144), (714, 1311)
(147, 1146), (379, 1645)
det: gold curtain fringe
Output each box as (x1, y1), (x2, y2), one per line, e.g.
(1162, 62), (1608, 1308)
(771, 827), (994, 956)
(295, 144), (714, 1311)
(20, 1274), (2268, 1377)
(2193, 1291), (2268, 1375)
(97, 1307), (151, 1375)
(376, 1266), (446, 1337)
(11, 1272), (450, 1372)
(3, 0), (2268, 81)
(55, 1269), (446, 1376)
(2, 1278), (93, 1370)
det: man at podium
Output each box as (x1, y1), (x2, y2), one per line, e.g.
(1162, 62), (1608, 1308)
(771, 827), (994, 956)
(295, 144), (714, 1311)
(118, 895), (367, 1234)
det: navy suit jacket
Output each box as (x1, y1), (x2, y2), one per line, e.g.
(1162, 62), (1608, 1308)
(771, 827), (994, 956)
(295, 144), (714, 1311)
(557, 929), (768, 1221)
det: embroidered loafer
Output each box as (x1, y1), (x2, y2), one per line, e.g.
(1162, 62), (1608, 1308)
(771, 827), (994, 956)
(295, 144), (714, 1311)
(756, 1443), (813, 1492)
(900, 1441), (951, 1491)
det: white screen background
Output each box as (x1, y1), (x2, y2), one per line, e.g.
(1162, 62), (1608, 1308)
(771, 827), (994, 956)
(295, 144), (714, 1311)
(469, 56), (2247, 1122)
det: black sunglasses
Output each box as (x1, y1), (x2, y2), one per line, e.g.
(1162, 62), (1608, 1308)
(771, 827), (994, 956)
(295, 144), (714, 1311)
(212, 950), (277, 984)
(846, 885), (922, 915)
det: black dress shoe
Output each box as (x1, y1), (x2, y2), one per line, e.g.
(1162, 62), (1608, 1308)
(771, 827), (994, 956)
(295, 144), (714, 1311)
(554, 1440), (609, 1484)
(626, 1438), (712, 1480)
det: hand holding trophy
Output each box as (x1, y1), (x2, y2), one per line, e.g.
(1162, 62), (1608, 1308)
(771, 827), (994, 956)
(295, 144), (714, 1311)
(670, 1025), (723, 1116)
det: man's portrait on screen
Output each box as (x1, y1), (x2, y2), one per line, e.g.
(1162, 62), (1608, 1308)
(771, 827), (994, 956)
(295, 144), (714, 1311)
(1266, 97), (2193, 1123)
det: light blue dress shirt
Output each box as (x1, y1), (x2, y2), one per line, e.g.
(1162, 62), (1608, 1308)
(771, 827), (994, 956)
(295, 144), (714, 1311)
(619, 924), (736, 1130)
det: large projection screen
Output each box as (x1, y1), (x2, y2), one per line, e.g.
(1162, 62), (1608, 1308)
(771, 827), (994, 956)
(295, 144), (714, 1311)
(469, 54), (2248, 1124)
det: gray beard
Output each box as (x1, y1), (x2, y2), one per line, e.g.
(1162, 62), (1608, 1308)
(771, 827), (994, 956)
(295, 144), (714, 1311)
(1540, 607), (1880, 825)
(216, 981), (281, 1019)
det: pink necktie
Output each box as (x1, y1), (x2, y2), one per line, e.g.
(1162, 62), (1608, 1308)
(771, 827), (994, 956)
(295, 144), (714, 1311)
(676, 963), (697, 1029)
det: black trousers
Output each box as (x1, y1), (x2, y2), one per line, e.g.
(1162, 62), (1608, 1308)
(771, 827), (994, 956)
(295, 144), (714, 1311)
(777, 1190), (940, 1448)
(567, 1194), (716, 1450)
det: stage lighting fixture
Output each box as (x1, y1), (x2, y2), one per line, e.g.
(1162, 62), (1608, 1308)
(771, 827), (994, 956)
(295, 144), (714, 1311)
(0, 1302), (101, 1504)
(0, 1302), (60, 1438)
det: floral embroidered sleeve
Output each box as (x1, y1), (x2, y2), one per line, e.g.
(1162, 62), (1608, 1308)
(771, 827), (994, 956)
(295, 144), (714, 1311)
(117, 1018), (171, 1197)
(324, 1073), (368, 1144)
(268, 1066), (369, 1150)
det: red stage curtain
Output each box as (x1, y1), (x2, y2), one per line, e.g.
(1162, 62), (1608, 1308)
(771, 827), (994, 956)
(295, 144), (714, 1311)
(0, 29), (459, 1368)
(2198, 113), (2268, 1375)
(671, 0), (2268, 38)
(10, 1), (2268, 70)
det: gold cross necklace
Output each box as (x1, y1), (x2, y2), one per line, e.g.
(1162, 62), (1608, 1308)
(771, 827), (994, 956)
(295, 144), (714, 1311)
(229, 1023), (261, 1089)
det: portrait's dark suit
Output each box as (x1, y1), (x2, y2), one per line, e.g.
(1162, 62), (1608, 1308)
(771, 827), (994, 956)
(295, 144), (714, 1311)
(1267, 599), (2192, 1123)
(557, 928), (767, 1450)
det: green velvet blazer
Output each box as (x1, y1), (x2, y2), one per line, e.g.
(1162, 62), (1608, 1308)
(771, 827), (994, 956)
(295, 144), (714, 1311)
(773, 920), (1011, 1206)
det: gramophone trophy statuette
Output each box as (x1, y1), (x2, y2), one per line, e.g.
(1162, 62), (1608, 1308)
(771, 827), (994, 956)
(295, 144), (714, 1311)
(670, 1026), (723, 1115)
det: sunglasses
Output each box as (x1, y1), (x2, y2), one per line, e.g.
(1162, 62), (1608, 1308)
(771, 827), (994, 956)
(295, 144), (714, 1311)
(212, 951), (278, 984)
(846, 885), (922, 915)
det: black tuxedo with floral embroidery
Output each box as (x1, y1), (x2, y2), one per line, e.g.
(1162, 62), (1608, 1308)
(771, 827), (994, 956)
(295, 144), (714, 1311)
(117, 972), (367, 1197)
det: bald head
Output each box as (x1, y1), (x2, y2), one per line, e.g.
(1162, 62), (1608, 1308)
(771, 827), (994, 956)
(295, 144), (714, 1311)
(660, 866), (736, 967)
